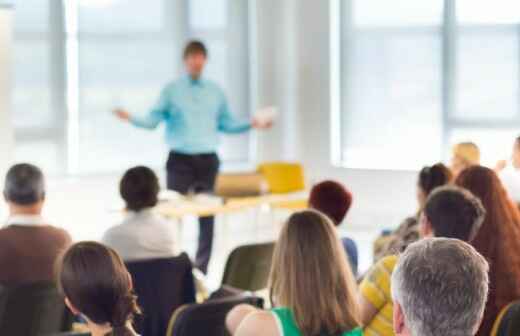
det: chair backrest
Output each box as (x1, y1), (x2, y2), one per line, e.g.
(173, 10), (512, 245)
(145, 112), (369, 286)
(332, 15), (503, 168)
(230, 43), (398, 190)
(258, 162), (305, 194)
(221, 242), (275, 292)
(0, 281), (73, 336)
(166, 295), (264, 336)
(491, 300), (520, 336)
(125, 253), (196, 336)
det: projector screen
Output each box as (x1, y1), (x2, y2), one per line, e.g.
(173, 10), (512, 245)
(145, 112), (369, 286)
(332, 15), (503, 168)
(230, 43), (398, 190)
(0, 5), (13, 175)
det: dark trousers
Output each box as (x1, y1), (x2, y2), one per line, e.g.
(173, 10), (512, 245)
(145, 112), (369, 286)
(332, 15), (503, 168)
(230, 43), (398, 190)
(166, 151), (220, 274)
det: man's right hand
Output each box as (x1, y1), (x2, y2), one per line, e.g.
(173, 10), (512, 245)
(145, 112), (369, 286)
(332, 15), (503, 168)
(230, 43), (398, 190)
(113, 108), (130, 121)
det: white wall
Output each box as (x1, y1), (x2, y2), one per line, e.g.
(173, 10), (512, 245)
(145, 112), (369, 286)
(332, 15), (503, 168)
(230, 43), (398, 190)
(255, 0), (418, 230)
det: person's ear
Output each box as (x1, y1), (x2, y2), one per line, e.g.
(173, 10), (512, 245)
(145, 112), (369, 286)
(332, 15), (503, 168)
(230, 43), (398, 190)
(65, 297), (80, 316)
(419, 213), (433, 238)
(126, 271), (134, 291)
(393, 302), (406, 335)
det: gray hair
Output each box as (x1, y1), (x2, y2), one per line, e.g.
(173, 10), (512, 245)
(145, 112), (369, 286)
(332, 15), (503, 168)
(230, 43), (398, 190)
(391, 238), (489, 336)
(4, 163), (45, 205)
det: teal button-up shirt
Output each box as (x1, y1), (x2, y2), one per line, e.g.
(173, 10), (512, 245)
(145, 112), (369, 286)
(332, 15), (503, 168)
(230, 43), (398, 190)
(130, 76), (251, 154)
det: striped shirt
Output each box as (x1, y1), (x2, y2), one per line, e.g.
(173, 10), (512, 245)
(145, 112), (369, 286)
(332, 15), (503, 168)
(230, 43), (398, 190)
(360, 255), (398, 336)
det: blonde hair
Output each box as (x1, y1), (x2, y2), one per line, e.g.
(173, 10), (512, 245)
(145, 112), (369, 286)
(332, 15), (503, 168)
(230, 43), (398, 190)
(452, 142), (480, 166)
(269, 210), (360, 336)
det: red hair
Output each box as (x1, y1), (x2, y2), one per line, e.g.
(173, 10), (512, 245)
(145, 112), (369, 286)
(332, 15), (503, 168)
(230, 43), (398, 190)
(455, 166), (520, 336)
(309, 180), (353, 226)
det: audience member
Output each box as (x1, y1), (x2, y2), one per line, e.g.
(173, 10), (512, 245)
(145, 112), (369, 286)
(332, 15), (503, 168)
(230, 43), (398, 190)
(455, 166), (520, 336)
(0, 163), (71, 286)
(496, 136), (520, 203)
(102, 166), (178, 261)
(308, 180), (358, 275)
(58, 241), (141, 336)
(226, 210), (361, 336)
(374, 163), (452, 261)
(359, 185), (485, 336)
(392, 238), (489, 336)
(451, 142), (480, 177)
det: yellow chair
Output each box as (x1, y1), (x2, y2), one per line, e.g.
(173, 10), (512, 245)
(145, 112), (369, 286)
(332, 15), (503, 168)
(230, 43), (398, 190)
(257, 162), (305, 194)
(491, 300), (520, 336)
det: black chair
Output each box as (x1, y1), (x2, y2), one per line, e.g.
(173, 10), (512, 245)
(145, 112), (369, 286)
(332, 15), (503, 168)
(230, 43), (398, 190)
(166, 295), (264, 336)
(0, 281), (73, 336)
(126, 253), (196, 336)
(492, 300), (520, 336)
(221, 242), (275, 292)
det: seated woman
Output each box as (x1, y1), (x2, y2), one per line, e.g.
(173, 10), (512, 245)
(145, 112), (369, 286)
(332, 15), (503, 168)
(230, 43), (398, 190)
(57, 241), (141, 336)
(102, 166), (178, 261)
(455, 166), (520, 336)
(308, 180), (358, 275)
(450, 141), (480, 177)
(226, 210), (361, 336)
(374, 163), (452, 261)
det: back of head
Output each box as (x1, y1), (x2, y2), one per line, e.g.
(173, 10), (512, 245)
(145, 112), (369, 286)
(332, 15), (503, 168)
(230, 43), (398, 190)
(391, 238), (489, 336)
(270, 210), (359, 336)
(418, 163), (453, 196)
(120, 166), (159, 212)
(309, 180), (353, 225)
(453, 142), (481, 166)
(423, 185), (486, 242)
(4, 163), (45, 206)
(58, 242), (140, 336)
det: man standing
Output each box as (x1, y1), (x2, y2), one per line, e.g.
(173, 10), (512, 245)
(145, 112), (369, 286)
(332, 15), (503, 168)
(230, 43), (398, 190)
(115, 40), (270, 273)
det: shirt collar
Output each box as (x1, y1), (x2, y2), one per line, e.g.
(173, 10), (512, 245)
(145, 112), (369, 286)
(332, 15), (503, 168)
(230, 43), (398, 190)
(187, 75), (204, 87)
(125, 208), (154, 220)
(6, 214), (46, 227)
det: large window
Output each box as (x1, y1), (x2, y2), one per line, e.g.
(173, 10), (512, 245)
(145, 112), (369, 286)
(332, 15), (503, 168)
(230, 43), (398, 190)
(10, 0), (252, 176)
(336, 0), (520, 169)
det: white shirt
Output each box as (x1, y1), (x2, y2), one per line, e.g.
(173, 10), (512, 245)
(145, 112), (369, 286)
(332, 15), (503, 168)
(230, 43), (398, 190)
(5, 214), (47, 227)
(102, 209), (178, 261)
(499, 165), (520, 203)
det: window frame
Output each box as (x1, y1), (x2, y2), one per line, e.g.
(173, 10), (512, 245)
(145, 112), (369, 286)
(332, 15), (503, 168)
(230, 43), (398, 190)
(332, 0), (520, 170)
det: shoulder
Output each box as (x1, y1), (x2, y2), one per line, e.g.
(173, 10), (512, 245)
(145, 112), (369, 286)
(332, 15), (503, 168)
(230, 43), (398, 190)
(342, 237), (357, 250)
(161, 80), (183, 94)
(236, 310), (279, 336)
(362, 255), (398, 288)
(102, 223), (126, 242)
(380, 254), (399, 269)
(43, 225), (72, 243)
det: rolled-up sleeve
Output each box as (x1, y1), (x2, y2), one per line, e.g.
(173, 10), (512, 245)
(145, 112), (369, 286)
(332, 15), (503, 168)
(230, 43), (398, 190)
(130, 87), (170, 129)
(217, 95), (251, 134)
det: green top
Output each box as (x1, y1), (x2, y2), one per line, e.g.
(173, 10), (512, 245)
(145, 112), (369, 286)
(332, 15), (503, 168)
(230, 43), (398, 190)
(272, 307), (363, 336)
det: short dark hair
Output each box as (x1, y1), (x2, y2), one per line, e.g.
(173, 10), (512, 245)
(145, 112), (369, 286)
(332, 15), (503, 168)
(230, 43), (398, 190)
(4, 163), (45, 205)
(120, 166), (159, 212)
(423, 185), (486, 242)
(183, 40), (208, 59)
(309, 180), (353, 226)
(418, 163), (453, 196)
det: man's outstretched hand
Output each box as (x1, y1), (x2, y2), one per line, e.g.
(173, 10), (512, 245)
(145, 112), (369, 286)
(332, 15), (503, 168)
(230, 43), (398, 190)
(251, 117), (273, 130)
(113, 108), (130, 121)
